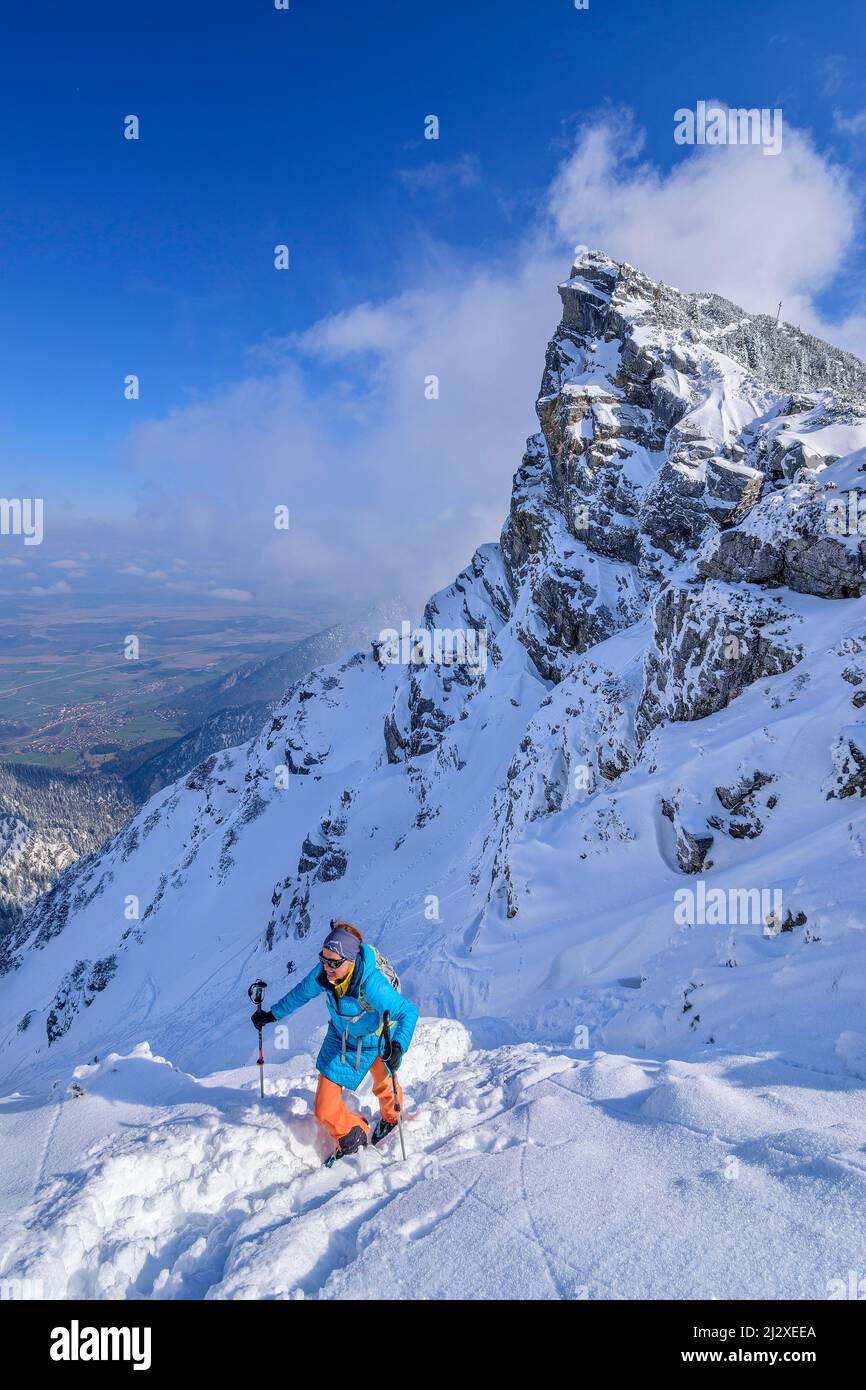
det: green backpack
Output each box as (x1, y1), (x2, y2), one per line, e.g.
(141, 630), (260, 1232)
(358, 943), (401, 1013)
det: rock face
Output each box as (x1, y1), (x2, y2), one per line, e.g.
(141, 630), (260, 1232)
(661, 796), (715, 873)
(636, 581), (804, 741)
(708, 770), (777, 839)
(697, 472), (866, 599)
(826, 729), (866, 799)
(3, 248), (866, 1076)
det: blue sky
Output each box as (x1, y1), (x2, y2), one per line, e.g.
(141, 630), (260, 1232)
(1, 0), (865, 616)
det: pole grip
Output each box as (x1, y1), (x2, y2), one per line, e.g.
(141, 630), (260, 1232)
(248, 980), (268, 1098)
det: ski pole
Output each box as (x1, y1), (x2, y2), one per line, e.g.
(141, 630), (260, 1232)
(382, 1010), (407, 1160)
(248, 979), (268, 1098)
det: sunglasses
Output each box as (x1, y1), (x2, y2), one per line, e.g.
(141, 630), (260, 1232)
(319, 952), (344, 969)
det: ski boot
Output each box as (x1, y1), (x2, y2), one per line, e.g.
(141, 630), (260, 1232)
(370, 1117), (399, 1147)
(323, 1123), (368, 1168)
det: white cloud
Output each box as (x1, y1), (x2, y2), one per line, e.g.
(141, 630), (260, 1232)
(396, 153), (482, 195)
(117, 564), (167, 580)
(834, 108), (866, 138)
(547, 108), (865, 352)
(127, 250), (558, 616)
(31, 580), (71, 595)
(209, 587), (252, 602)
(100, 109), (866, 617)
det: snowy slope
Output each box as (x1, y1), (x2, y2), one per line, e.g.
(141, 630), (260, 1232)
(1, 250), (865, 1299)
(3, 1027), (865, 1300)
(129, 600), (410, 802)
(0, 764), (133, 938)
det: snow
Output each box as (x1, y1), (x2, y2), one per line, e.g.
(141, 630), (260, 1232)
(2, 1024), (865, 1300)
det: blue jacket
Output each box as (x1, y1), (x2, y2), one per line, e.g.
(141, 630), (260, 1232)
(270, 943), (419, 1088)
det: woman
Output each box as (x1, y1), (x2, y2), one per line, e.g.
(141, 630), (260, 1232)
(251, 921), (419, 1164)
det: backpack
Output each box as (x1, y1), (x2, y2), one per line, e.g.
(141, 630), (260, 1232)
(358, 943), (401, 1013)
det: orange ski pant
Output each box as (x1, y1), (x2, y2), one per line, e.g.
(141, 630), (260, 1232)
(314, 1057), (403, 1143)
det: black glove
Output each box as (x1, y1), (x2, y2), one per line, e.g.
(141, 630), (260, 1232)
(382, 1041), (403, 1073)
(251, 1009), (276, 1028)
